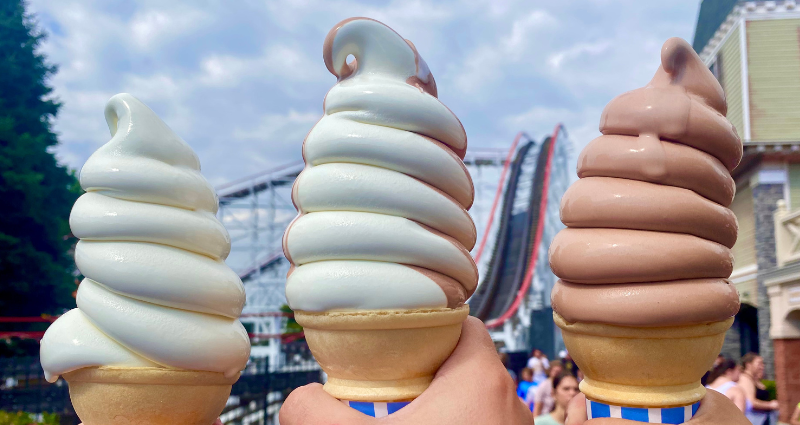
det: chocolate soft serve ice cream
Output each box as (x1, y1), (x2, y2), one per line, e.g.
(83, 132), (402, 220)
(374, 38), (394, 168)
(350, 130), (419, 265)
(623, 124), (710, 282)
(549, 38), (742, 414)
(283, 18), (477, 405)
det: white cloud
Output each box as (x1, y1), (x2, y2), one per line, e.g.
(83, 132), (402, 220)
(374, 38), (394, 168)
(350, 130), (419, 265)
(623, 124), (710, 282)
(199, 45), (323, 87)
(548, 41), (612, 70)
(454, 9), (557, 93)
(26, 0), (701, 188)
(129, 7), (212, 49)
(233, 110), (319, 142)
(504, 10), (558, 57)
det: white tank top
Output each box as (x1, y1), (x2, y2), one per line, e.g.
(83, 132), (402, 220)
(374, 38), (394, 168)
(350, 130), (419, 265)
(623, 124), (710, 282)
(706, 381), (753, 413)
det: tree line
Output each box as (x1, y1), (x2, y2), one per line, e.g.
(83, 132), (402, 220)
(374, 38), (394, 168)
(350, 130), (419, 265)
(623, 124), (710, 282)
(0, 0), (81, 356)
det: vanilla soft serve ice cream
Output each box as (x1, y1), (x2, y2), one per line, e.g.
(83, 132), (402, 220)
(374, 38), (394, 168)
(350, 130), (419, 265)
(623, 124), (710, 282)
(284, 18), (478, 312)
(282, 18), (477, 404)
(41, 94), (250, 382)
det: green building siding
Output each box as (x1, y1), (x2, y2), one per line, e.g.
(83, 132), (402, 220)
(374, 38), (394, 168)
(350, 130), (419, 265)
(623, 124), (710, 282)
(730, 184), (756, 270)
(790, 164), (800, 210)
(719, 26), (744, 138)
(747, 18), (800, 141)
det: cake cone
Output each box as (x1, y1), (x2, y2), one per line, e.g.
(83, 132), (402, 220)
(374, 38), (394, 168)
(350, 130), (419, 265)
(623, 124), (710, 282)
(296, 306), (468, 401)
(64, 367), (239, 425)
(555, 313), (732, 407)
(40, 93), (250, 425)
(549, 37), (742, 422)
(284, 17), (478, 415)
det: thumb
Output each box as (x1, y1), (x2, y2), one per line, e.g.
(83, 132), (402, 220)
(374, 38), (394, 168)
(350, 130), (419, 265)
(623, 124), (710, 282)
(566, 393), (588, 425)
(279, 383), (376, 425)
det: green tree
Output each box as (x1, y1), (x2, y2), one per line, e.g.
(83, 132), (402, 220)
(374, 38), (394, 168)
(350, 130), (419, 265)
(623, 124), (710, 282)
(0, 0), (80, 321)
(0, 411), (59, 425)
(280, 304), (303, 335)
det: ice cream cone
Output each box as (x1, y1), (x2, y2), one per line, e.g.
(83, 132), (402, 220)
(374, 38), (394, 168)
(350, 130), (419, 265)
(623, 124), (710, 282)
(295, 305), (469, 401)
(554, 313), (733, 407)
(64, 366), (239, 425)
(547, 37), (742, 422)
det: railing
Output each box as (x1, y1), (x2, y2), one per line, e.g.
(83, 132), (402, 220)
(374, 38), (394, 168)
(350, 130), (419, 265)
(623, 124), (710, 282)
(0, 357), (74, 424)
(0, 356), (321, 425)
(222, 357), (322, 425)
(774, 199), (800, 267)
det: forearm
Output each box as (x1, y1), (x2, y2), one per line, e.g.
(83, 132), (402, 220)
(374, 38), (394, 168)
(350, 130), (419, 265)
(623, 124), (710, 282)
(734, 397), (746, 413)
(532, 402), (542, 417)
(750, 398), (775, 410)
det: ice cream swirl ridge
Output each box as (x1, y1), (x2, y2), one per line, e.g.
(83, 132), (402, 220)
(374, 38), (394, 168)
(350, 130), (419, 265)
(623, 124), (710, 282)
(549, 38), (742, 327)
(284, 18), (478, 312)
(41, 94), (249, 381)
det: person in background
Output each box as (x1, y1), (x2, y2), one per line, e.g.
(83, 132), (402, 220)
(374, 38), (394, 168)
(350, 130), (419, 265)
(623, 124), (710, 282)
(534, 371), (580, 425)
(527, 349), (549, 383)
(517, 368), (536, 400)
(705, 358), (748, 412)
(539, 350), (550, 368)
(738, 353), (779, 425)
(560, 351), (580, 379)
(279, 316), (751, 425)
(499, 351), (517, 384)
(702, 353), (726, 386)
(530, 360), (564, 416)
(789, 401), (800, 425)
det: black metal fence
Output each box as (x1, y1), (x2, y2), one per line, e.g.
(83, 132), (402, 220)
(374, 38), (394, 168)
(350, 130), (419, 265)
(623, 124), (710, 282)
(221, 357), (322, 425)
(0, 357), (76, 424)
(0, 355), (322, 425)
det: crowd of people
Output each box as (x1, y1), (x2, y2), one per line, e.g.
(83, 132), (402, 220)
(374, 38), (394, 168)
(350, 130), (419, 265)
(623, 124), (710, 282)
(282, 318), (754, 424)
(500, 348), (799, 425)
(700, 352), (793, 425)
(504, 348), (583, 425)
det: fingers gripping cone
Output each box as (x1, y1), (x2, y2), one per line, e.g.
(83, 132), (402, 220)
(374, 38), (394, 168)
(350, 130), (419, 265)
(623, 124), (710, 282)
(285, 18), (478, 415)
(549, 38), (742, 423)
(297, 307), (468, 402)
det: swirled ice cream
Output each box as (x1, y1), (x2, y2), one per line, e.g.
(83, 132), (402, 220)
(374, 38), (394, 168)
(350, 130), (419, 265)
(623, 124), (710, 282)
(284, 18), (478, 312)
(549, 38), (742, 327)
(41, 94), (250, 382)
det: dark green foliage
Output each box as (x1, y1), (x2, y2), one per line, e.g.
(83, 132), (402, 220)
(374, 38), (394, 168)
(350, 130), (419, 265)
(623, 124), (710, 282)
(280, 304), (303, 335)
(762, 379), (777, 401)
(0, 411), (59, 425)
(0, 0), (80, 323)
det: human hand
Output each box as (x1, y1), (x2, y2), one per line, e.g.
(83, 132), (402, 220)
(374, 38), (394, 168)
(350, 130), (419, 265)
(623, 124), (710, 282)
(279, 316), (533, 425)
(81, 418), (224, 424)
(564, 391), (749, 424)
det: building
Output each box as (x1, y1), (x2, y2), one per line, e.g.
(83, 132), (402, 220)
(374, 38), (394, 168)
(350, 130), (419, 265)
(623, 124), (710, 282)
(694, 0), (800, 420)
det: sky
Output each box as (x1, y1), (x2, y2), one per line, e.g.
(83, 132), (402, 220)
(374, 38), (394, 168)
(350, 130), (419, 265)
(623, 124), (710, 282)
(28, 0), (701, 187)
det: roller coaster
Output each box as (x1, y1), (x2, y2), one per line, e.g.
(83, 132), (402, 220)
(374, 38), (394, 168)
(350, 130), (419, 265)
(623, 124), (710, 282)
(0, 124), (572, 369)
(215, 124), (572, 363)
